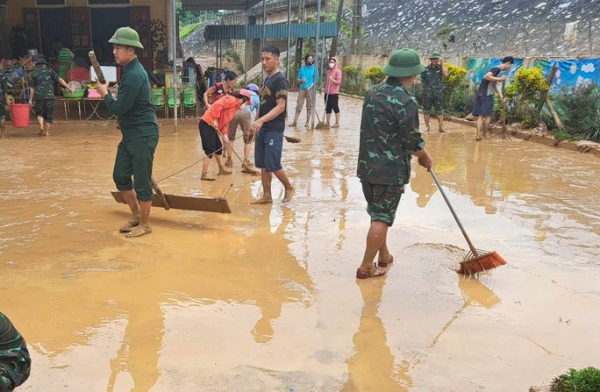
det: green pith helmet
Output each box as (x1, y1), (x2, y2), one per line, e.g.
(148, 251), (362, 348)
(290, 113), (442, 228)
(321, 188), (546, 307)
(429, 51), (442, 59)
(108, 27), (144, 49)
(382, 48), (425, 78)
(36, 57), (48, 65)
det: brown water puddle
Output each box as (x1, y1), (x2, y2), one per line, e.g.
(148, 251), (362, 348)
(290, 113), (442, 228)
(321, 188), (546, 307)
(1, 93), (599, 391)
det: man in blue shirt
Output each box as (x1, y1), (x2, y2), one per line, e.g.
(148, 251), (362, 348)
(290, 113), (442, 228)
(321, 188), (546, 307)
(290, 54), (318, 127)
(226, 83), (261, 173)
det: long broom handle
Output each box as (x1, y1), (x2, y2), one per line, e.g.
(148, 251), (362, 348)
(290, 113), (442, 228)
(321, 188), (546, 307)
(430, 169), (478, 256)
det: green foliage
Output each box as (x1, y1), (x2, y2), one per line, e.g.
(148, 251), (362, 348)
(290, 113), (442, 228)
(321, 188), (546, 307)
(342, 65), (366, 95)
(551, 367), (600, 392)
(554, 83), (600, 142)
(503, 67), (549, 125)
(443, 63), (468, 111)
(447, 87), (475, 117)
(363, 66), (385, 86)
(180, 22), (200, 40)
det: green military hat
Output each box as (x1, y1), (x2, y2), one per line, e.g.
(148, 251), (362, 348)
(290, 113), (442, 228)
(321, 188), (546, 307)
(36, 57), (47, 65)
(382, 48), (425, 78)
(108, 27), (144, 49)
(429, 51), (442, 59)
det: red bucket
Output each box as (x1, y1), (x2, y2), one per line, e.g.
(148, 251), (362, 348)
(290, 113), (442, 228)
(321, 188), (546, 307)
(10, 103), (31, 128)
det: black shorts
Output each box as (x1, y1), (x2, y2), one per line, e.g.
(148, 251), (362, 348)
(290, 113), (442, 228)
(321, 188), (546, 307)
(199, 119), (223, 157)
(324, 93), (339, 114)
(473, 95), (494, 117)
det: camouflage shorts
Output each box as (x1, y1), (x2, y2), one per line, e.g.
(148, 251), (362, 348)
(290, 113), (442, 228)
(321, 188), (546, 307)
(0, 343), (31, 392)
(33, 99), (55, 123)
(361, 181), (405, 226)
(422, 93), (444, 115)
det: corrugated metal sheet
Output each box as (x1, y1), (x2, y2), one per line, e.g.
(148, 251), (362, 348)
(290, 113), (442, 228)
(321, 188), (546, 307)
(181, 0), (262, 11)
(205, 22), (338, 40)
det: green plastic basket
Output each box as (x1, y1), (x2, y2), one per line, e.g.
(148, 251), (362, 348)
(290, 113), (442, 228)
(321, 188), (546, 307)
(63, 89), (85, 99)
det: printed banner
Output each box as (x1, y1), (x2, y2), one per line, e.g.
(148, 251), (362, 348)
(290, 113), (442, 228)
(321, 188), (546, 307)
(534, 58), (600, 93)
(466, 58), (523, 89)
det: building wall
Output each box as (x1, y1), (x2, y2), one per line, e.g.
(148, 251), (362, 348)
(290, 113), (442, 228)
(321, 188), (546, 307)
(3, 0), (167, 70)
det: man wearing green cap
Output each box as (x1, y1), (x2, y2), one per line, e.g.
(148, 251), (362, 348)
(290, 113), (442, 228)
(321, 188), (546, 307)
(97, 27), (159, 238)
(356, 48), (433, 279)
(28, 57), (72, 136)
(417, 51), (448, 132)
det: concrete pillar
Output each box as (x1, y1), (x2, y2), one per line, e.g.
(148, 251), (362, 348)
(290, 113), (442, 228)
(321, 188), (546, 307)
(166, 0), (174, 62)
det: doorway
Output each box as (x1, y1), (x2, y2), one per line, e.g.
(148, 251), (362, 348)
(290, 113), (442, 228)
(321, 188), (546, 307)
(90, 8), (129, 63)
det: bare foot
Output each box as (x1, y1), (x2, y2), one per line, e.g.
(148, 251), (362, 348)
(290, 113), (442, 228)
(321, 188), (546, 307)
(282, 186), (295, 203)
(224, 158), (233, 167)
(218, 167), (232, 175)
(251, 196), (273, 204)
(378, 255), (394, 267)
(201, 174), (216, 181)
(332, 123), (340, 128)
(289, 122), (297, 127)
(44, 131), (51, 136)
(38, 129), (44, 136)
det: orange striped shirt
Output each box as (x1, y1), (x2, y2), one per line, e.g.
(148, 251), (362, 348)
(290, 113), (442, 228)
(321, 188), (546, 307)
(201, 95), (243, 135)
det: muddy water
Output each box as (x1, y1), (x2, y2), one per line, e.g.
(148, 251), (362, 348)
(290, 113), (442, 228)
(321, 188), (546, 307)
(1, 93), (599, 392)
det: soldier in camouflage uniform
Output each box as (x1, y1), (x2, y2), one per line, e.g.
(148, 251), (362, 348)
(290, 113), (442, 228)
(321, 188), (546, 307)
(356, 48), (433, 279)
(28, 57), (71, 136)
(0, 312), (31, 392)
(0, 71), (9, 138)
(417, 51), (448, 132)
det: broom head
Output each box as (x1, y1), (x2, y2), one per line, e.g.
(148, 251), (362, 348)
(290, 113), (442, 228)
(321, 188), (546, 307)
(315, 122), (330, 130)
(457, 250), (506, 275)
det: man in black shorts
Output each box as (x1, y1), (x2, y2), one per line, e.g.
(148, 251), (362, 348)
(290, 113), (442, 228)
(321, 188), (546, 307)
(250, 46), (295, 204)
(472, 56), (514, 141)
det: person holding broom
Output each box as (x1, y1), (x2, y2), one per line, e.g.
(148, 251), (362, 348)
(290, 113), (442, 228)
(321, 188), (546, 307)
(97, 27), (159, 238)
(356, 48), (433, 279)
(199, 89), (253, 180)
(0, 311), (31, 391)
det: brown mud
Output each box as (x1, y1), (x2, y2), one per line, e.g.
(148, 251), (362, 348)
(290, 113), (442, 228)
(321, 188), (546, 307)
(1, 93), (599, 391)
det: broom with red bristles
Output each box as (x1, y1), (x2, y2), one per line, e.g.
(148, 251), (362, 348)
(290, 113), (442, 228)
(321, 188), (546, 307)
(430, 170), (507, 275)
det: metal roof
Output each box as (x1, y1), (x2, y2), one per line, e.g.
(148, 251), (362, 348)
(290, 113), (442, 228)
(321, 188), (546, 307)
(204, 22), (338, 40)
(180, 0), (263, 11)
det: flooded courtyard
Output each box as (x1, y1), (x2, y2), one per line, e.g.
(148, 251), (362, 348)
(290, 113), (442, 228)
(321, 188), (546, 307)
(1, 93), (599, 391)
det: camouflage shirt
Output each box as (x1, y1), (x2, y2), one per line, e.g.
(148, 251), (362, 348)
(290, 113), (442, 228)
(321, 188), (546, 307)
(30, 66), (59, 100)
(357, 77), (425, 185)
(420, 64), (445, 94)
(0, 72), (7, 103)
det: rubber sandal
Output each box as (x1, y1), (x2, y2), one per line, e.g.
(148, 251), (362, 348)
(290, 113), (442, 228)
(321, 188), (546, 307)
(201, 175), (215, 181)
(378, 255), (394, 268)
(125, 225), (152, 238)
(356, 267), (386, 279)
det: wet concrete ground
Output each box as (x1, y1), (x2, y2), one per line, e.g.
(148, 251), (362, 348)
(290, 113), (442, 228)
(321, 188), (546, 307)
(1, 93), (599, 391)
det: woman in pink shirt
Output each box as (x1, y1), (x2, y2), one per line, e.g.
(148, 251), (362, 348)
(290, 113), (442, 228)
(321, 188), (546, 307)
(324, 57), (342, 127)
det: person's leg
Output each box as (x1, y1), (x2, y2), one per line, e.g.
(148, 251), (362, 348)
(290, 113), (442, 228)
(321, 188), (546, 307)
(305, 88), (313, 126)
(291, 89), (305, 126)
(240, 112), (257, 172)
(199, 120), (217, 180)
(113, 142), (141, 231)
(423, 95), (432, 131)
(476, 115), (483, 140)
(357, 182), (403, 278)
(44, 100), (55, 136)
(483, 116), (491, 137)
(215, 154), (231, 175)
(252, 130), (272, 203)
(325, 94), (332, 125)
(332, 95), (341, 127)
(0, 118), (5, 137)
(436, 95), (445, 132)
(262, 132), (294, 201)
(126, 136), (158, 237)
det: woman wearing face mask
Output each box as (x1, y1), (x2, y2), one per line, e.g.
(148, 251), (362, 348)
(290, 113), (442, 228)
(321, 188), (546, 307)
(290, 54), (319, 127)
(324, 57), (342, 128)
